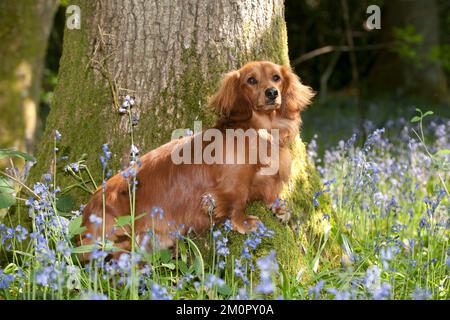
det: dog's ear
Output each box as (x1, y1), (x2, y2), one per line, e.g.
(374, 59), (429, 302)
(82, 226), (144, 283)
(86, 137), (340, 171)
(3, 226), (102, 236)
(208, 70), (252, 121)
(280, 66), (315, 118)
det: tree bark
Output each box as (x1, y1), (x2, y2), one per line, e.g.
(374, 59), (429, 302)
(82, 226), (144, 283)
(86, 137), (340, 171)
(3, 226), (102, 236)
(0, 0), (59, 162)
(27, 0), (330, 274)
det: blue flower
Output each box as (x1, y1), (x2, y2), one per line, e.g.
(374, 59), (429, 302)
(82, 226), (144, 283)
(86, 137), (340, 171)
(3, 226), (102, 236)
(82, 293), (109, 300)
(255, 251), (278, 295)
(150, 283), (172, 300)
(64, 162), (80, 172)
(308, 280), (324, 299)
(55, 130), (61, 141)
(0, 269), (14, 289)
(204, 274), (225, 289)
(372, 283), (391, 300)
(327, 288), (351, 300)
(412, 286), (432, 300)
(89, 214), (102, 227)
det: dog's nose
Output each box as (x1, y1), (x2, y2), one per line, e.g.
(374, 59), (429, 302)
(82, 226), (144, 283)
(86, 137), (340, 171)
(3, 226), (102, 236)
(265, 87), (278, 100)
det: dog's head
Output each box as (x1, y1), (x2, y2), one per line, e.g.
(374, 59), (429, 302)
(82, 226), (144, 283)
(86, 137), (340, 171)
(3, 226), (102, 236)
(209, 61), (315, 121)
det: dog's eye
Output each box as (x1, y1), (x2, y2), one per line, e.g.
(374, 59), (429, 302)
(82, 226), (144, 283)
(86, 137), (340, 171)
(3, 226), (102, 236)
(273, 75), (281, 82)
(247, 77), (257, 85)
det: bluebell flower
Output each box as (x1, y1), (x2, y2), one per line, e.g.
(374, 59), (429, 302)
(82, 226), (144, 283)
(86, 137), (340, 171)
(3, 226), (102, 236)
(101, 144), (111, 169)
(82, 293), (108, 300)
(0, 268), (14, 289)
(308, 280), (324, 299)
(151, 207), (164, 220)
(380, 246), (398, 270)
(224, 219), (233, 232)
(372, 282), (391, 300)
(233, 288), (249, 300)
(204, 274), (225, 289)
(117, 253), (131, 271)
(255, 251), (278, 295)
(64, 162), (80, 172)
(55, 130), (61, 141)
(150, 283), (172, 300)
(327, 288), (351, 300)
(412, 287), (432, 300)
(364, 265), (381, 292)
(91, 247), (108, 260)
(131, 114), (139, 126)
(234, 258), (249, 285)
(89, 214), (102, 227)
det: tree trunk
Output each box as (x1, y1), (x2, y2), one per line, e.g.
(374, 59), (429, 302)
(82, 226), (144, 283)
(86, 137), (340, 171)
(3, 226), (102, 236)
(27, 0), (330, 275)
(0, 0), (59, 162)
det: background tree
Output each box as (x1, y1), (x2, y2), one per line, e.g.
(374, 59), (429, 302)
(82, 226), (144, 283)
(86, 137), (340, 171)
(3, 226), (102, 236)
(23, 0), (329, 274)
(0, 0), (59, 163)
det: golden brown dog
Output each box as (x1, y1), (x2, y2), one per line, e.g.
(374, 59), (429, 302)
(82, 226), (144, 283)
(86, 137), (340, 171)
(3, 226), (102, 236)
(78, 61), (313, 259)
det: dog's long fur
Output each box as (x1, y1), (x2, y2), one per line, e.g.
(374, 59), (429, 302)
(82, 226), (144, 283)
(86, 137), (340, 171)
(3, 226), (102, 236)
(78, 61), (313, 259)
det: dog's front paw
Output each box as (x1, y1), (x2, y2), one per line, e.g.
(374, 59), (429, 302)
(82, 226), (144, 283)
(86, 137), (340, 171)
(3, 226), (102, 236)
(232, 215), (261, 234)
(270, 198), (291, 223)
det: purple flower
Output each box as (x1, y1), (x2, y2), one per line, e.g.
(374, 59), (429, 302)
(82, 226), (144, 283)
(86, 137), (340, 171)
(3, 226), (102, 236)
(0, 269), (14, 289)
(64, 162), (80, 172)
(205, 274), (225, 289)
(150, 283), (172, 300)
(55, 130), (61, 141)
(412, 287), (432, 300)
(255, 251), (278, 295)
(89, 214), (102, 226)
(82, 293), (108, 300)
(308, 280), (325, 299)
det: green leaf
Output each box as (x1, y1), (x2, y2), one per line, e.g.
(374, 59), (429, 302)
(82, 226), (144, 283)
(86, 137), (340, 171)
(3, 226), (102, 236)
(423, 111), (434, 117)
(68, 215), (87, 237)
(435, 149), (450, 156)
(278, 263), (290, 297)
(114, 212), (147, 227)
(72, 243), (120, 254)
(115, 215), (132, 227)
(72, 244), (96, 254)
(185, 237), (204, 281)
(178, 260), (188, 274)
(0, 176), (16, 209)
(178, 240), (188, 263)
(194, 256), (203, 276)
(217, 284), (232, 296)
(0, 149), (35, 162)
(56, 194), (75, 213)
(161, 262), (176, 270)
(159, 249), (172, 264)
(410, 116), (421, 123)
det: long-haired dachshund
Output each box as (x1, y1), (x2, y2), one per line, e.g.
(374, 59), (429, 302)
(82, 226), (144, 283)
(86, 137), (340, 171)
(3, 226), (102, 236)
(78, 61), (313, 259)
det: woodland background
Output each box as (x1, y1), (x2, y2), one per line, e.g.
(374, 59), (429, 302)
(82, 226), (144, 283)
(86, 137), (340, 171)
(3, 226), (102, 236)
(2, 0), (450, 160)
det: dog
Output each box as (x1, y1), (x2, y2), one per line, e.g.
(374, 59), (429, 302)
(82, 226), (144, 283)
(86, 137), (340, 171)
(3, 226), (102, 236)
(209, 61), (314, 221)
(78, 61), (313, 260)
